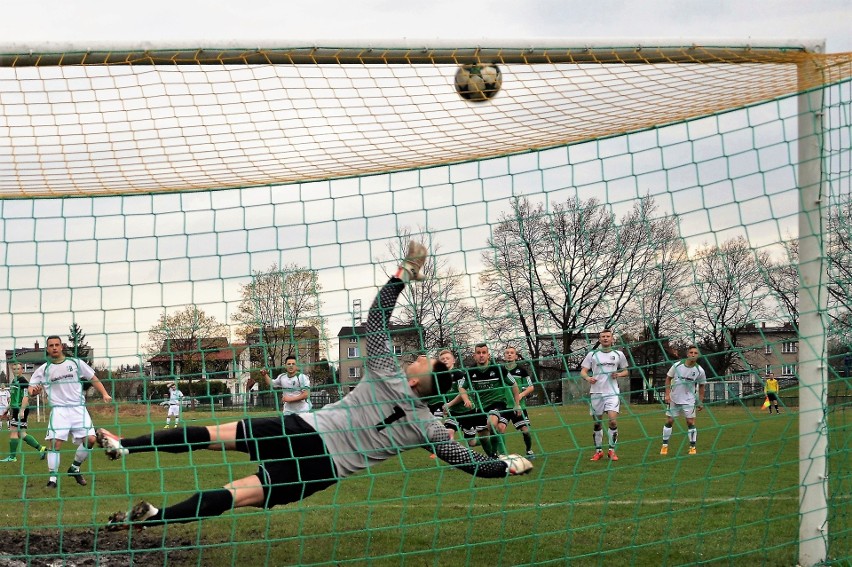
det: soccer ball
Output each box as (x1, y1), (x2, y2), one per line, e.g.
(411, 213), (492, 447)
(454, 63), (502, 102)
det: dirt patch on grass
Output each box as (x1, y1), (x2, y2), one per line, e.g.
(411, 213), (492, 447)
(0, 528), (195, 566)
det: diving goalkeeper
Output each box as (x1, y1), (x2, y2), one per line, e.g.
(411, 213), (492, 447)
(100, 242), (532, 528)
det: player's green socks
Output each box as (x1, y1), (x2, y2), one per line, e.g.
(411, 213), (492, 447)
(490, 429), (508, 456)
(23, 434), (41, 450)
(9, 438), (20, 456)
(479, 436), (493, 457)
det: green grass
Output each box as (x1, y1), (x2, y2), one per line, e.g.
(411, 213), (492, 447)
(0, 402), (847, 566)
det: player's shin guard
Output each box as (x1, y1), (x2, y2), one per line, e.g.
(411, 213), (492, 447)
(46, 451), (59, 474)
(608, 426), (618, 448)
(23, 434), (41, 449)
(593, 428), (603, 450)
(151, 488), (234, 525)
(688, 426), (697, 445)
(73, 443), (90, 466)
(662, 426), (673, 444)
(122, 426), (211, 454)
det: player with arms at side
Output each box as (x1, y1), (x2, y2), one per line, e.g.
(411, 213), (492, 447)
(764, 372), (781, 414)
(1, 363), (47, 462)
(29, 335), (112, 488)
(457, 343), (522, 458)
(162, 383), (185, 428)
(661, 346), (707, 455)
(258, 355), (312, 414)
(503, 346), (537, 459)
(581, 329), (629, 462)
(98, 243), (532, 528)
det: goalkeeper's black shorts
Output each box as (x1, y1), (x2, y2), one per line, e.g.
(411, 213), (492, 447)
(236, 414), (338, 508)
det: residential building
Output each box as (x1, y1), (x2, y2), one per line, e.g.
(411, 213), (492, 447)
(337, 324), (421, 390)
(5, 341), (92, 382)
(734, 322), (799, 380)
(147, 338), (250, 395)
(244, 326), (321, 369)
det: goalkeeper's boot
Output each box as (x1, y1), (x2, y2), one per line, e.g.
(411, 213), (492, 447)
(399, 241), (428, 282)
(68, 465), (87, 486)
(96, 428), (129, 460)
(129, 501), (159, 524)
(106, 510), (129, 531)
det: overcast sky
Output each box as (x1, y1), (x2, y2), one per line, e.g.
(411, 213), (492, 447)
(1, 0), (848, 371)
(1, 1), (850, 53)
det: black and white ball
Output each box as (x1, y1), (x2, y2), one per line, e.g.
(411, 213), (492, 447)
(454, 63), (502, 102)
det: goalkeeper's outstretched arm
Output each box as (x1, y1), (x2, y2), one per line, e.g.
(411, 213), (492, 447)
(428, 423), (532, 477)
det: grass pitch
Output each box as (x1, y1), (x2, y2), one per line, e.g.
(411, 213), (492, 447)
(0, 401), (845, 566)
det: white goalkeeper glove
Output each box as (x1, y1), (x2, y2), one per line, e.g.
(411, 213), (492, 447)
(500, 454), (533, 476)
(398, 241), (428, 282)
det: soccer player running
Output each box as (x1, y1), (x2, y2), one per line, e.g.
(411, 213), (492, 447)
(457, 343), (522, 458)
(28, 335), (112, 488)
(1, 363), (47, 462)
(764, 372), (781, 414)
(259, 355), (312, 413)
(98, 242), (532, 529)
(660, 346), (707, 455)
(503, 346), (536, 459)
(163, 383), (185, 428)
(581, 329), (629, 462)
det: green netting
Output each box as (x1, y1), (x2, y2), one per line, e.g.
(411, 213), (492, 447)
(0, 54), (850, 567)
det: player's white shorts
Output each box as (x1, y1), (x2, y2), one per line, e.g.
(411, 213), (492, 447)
(167, 405), (181, 417)
(666, 403), (697, 419)
(0, 404), (8, 415)
(589, 393), (620, 416)
(46, 406), (95, 443)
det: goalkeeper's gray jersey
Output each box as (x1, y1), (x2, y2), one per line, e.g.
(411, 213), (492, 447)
(308, 368), (439, 478)
(307, 277), (507, 480)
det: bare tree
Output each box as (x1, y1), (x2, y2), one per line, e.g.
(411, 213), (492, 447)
(146, 306), (229, 397)
(232, 264), (324, 367)
(828, 199), (852, 340)
(479, 195), (662, 373)
(381, 231), (477, 353)
(760, 238), (799, 324)
(689, 236), (772, 377)
(623, 215), (692, 396)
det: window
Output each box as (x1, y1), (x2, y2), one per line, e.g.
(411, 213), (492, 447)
(348, 367), (360, 378)
(765, 365), (772, 375)
(347, 347), (359, 359)
(348, 337), (358, 344)
(781, 365), (797, 376)
(782, 341), (798, 354)
(764, 344), (772, 355)
(393, 345), (402, 355)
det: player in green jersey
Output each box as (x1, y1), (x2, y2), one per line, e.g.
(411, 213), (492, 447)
(458, 343), (521, 458)
(1, 363), (47, 462)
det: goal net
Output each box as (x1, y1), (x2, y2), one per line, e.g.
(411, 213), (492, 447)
(0, 42), (849, 566)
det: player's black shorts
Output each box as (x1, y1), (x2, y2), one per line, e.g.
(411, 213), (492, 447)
(766, 392), (779, 402)
(484, 401), (509, 424)
(236, 414), (338, 508)
(428, 402), (445, 417)
(499, 408), (530, 429)
(10, 408), (27, 429)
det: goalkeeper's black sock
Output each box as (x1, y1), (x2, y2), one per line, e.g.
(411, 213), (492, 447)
(149, 489), (234, 525)
(123, 426), (211, 454)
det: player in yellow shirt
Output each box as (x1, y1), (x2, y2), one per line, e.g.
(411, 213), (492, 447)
(764, 373), (781, 414)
